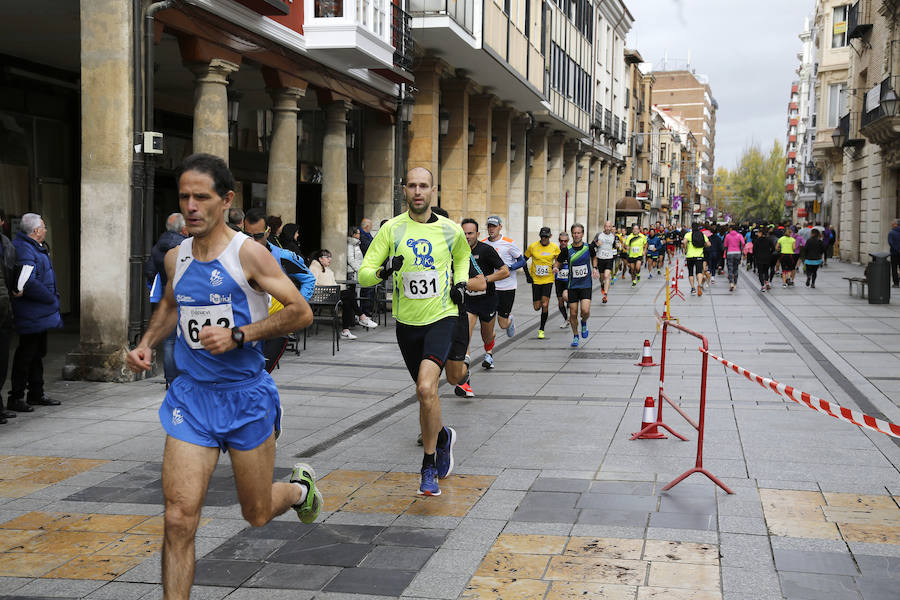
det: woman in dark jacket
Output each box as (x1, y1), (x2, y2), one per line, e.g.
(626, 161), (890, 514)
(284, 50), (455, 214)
(802, 229), (826, 288)
(753, 228), (776, 291)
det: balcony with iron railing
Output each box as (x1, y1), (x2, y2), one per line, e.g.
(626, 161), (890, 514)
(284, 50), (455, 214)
(859, 77), (900, 146)
(604, 109), (612, 135)
(391, 3), (414, 71)
(408, 0), (474, 34)
(847, 1), (872, 40)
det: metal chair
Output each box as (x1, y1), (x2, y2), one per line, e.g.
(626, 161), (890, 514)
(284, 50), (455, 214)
(303, 285), (342, 356)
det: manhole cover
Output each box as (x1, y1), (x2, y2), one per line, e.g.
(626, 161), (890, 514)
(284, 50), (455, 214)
(572, 352), (641, 360)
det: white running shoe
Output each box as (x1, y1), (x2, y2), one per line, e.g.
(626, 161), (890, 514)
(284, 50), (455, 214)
(359, 316), (378, 329)
(340, 330), (358, 339)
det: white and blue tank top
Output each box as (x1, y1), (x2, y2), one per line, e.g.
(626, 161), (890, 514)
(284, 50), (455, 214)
(172, 233), (268, 383)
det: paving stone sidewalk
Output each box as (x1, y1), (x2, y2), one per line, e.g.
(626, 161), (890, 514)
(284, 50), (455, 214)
(0, 261), (898, 599)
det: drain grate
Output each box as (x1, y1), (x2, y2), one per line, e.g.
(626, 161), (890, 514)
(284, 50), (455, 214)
(760, 348), (796, 353)
(572, 352), (640, 360)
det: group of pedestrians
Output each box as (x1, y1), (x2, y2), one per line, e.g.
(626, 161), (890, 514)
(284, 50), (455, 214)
(0, 210), (63, 425)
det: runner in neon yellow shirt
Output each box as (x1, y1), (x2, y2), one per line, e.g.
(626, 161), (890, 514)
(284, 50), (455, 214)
(358, 167), (469, 496)
(624, 225), (648, 286)
(776, 233), (797, 287)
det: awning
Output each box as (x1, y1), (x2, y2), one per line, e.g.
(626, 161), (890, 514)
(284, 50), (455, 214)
(615, 196), (644, 213)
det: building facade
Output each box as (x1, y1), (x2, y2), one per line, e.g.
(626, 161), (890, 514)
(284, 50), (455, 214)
(807, 0), (900, 263)
(0, 0), (648, 382)
(1, 0), (412, 381)
(650, 68), (717, 217)
(809, 0), (851, 245)
(408, 0), (633, 247)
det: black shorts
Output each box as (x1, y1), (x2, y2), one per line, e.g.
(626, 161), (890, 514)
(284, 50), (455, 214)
(395, 317), (457, 381)
(686, 257), (704, 275)
(627, 256), (642, 264)
(447, 314), (471, 363)
(496, 289), (515, 318)
(531, 283), (553, 302)
(596, 258), (614, 272)
(554, 279), (568, 297)
(567, 287), (592, 303)
(465, 293), (498, 323)
(780, 254), (797, 270)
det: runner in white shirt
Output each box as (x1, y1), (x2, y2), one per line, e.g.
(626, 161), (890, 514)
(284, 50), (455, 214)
(481, 216), (525, 368)
(591, 221), (618, 304)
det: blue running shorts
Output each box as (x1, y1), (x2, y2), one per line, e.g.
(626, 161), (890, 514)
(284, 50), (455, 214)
(159, 371), (281, 452)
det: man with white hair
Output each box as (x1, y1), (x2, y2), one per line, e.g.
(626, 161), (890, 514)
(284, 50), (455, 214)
(8, 213), (62, 412)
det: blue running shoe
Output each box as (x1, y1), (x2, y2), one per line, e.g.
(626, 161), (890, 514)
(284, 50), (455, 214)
(418, 464), (441, 496)
(570, 336), (579, 348)
(506, 315), (516, 337)
(436, 426), (456, 479)
(481, 353), (494, 369)
(581, 323), (588, 339)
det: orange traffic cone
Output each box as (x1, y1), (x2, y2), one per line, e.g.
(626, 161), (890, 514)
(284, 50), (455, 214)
(635, 339), (659, 367)
(632, 396), (667, 439)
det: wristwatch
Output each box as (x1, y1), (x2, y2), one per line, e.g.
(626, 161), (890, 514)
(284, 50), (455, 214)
(231, 327), (245, 349)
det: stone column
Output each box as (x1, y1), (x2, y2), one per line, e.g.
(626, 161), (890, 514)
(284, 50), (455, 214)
(65, 0), (134, 381)
(439, 79), (471, 221)
(545, 133), (565, 235)
(408, 58), (444, 177)
(526, 127), (548, 243)
(266, 86), (305, 224)
(490, 107), (511, 232)
(599, 161), (610, 224)
(190, 58), (240, 162)
(468, 94), (494, 227)
(364, 111), (396, 224)
(588, 157), (602, 232)
(575, 153), (590, 236)
(322, 100), (351, 280)
(562, 142), (578, 232)
(507, 116), (527, 246)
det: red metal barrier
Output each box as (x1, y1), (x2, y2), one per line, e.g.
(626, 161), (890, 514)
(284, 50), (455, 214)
(633, 310), (734, 494)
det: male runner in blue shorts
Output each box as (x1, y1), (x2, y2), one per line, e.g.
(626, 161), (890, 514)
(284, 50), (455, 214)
(126, 154), (319, 599)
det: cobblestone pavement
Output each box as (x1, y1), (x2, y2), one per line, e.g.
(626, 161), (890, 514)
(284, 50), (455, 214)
(0, 260), (898, 599)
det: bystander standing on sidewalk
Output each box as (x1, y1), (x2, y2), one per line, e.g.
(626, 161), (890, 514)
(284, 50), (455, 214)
(824, 223), (836, 266)
(888, 218), (900, 288)
(8, 213), (62, 413)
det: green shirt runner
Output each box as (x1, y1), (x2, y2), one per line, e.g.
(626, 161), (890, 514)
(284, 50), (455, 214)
(359, 212), (470, 326)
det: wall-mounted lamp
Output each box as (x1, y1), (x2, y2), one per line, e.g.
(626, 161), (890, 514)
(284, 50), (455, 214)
(491, 136), (498, 155)
(831, 127), (845, 148)
(439, 108), (450, 136)
(346, 131), (356, 149)
(589, 167), (595, 182)
(399, 95), (415, 124)
(528, 148), (535, 168)
(576, 163), (584, 178)
(882, 89), (900, 117)
(510, 143), (517, 162)
(468, 122), (476, 146)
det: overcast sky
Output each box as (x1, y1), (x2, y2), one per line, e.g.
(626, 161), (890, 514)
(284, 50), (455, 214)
(625, 0), (814, 171)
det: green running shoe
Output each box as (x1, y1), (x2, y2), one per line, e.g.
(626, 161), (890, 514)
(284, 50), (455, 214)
(290, 463), (323, 524)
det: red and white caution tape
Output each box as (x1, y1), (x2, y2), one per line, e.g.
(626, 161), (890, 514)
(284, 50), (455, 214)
(705, 350), (900, 439)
